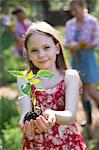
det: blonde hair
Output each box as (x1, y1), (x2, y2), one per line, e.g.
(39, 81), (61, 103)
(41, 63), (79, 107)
(24, 21), (67, 73)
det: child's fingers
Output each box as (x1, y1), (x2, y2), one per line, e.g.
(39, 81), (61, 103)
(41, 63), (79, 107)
(34, 116), (49, 132)
(43, 112), (49, 120)
(34, 119), (43, 132)
(19, 121), (24, 129)
(22, 121), (27, 134)
(23, 121), (31, 137)
(26, 121), (32, 137)
(48, 114), (56, 126)
(36, 116), (48, 132)
(35, 128), (42, 134)
(39, 115), (49, 128)
(30, 119), (35, 137)
(19, 117), (24, 129)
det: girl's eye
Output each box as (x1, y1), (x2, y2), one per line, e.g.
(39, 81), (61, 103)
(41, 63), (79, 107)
(31, 49), (38, 52)
(44, 46), (50, 50)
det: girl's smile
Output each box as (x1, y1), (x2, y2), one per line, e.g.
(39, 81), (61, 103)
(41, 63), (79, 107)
(27, 32), (60, 72)
(38, 59), (49, 64)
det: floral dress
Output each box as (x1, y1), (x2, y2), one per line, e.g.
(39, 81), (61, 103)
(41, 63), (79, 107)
(23, 80), (87, 150)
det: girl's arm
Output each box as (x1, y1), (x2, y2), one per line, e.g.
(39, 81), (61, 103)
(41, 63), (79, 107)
(53, 69), (80, 125)
(78, 19), (99, 50)
(89, 19), (99, 48)
(17, 77), (32, 127)
(34, 69), (80, 133)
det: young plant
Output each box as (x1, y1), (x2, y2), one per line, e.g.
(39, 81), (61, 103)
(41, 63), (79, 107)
(9, 70), (55, 121)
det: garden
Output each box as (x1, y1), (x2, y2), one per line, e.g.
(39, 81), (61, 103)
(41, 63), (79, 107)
(0, 0), (99, 149)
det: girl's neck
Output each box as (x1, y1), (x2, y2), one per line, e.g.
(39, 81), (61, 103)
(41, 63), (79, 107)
(45, 65), (60, 74)
(19, 19), (24, 24)
(76, 15), (84, 23)
(76, 15), (84, 28)
(38, 69), (64, 90)
(76, 10), (87, 23)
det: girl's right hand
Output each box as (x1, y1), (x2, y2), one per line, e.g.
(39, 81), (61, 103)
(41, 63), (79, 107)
(19, 118), (35, 140)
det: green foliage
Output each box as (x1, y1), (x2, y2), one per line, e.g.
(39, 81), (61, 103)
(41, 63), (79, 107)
(21, 83), (31, 96)
(0, 127), (22, 150)
(87, 139), (99, 150)
(37, 70), (55, 79)
(91, 1), (99, 18)
(31, 79), (40, 85)
(8, 70), (25, 78)
(0, 25), (26, 85)
(9, 70), (55, 98)
(0, 0), (30, 14)
(0, 97), (22, 150)
(0, 97), (19, 131)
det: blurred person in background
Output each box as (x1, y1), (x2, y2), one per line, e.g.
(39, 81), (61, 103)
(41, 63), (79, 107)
(63, 0), (99, 138)
(12, 7), (32, 57)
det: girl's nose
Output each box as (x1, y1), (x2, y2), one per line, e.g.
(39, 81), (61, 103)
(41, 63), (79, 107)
(38, 49), (45, 57)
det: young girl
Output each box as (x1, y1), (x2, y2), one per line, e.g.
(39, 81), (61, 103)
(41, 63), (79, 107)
(17, 21), (87, 150)
(63, 0), (99, 137)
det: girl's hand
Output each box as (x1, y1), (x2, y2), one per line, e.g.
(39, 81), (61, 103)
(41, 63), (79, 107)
(70, 45), (80, 56)
(20, 119), (35, 140)
(79, 41), (88, 49)
(19, 116), (24, 129)
(34, 115), (49, 133)
(34, 109), (56, 134)
(43, 109), (56, 126)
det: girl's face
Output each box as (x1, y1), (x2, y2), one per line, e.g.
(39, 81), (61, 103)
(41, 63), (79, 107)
(17, 11), (25, 21)
(70, 4), (84, 19)
(27, 33), (60, 72)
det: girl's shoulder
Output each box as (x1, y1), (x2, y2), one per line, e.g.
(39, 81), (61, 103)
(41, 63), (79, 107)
(65, 68), (79, 76)
(85, 14), (98, 26)
(63, 69), (81, 90)
(64, 69), (80, 82)
(65, 18), (76, 27)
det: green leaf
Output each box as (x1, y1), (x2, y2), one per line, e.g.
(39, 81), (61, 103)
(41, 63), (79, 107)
(27, 71), (35, 80)
(36, 85), (44, 91)
(36, 70), (55, 79)
(8, 70), (25, 78)
(31, 79), (40, 85)
(32, 98), (36, 106)
(21, 83), (31, 96)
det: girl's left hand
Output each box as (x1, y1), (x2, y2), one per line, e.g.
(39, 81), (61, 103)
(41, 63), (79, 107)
(34, 109), (56, 133)
(43, 109), (56, 126)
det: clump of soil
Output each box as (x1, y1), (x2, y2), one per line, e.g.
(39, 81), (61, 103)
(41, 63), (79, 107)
(24, 106), (42, 122)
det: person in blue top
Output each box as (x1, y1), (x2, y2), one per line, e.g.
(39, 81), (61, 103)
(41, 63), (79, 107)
(63, 0), (99, 138)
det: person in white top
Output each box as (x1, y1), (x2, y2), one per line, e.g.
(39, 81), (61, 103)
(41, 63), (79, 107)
(17, 21), (87, 149)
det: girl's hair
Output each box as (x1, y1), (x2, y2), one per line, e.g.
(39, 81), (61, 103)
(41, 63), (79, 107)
(70, 0), (87, 8)
(12, 7), (24, 15)
(24, 21), (67, 74)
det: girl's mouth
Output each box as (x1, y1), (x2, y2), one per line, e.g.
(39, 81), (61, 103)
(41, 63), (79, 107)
(38, 59), (49, 63)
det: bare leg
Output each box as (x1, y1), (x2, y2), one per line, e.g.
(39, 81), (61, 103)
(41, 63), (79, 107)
(86, 83), (99, 104)
(81, 84), (92, 139)
(81, 84), (92, 126)
(82, 84), (90, 100)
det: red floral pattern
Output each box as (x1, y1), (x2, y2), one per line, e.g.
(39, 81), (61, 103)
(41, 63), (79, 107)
(23, 80), (87, 150)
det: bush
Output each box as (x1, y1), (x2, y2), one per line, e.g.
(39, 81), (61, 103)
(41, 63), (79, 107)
(91, 1), (99, 19)
(0, 97), (22, 150)
(0, 127), (22, 150)
(0, 97), (19, 131)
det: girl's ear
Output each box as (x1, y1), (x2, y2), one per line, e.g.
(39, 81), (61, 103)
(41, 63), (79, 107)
(56, 43), (60, 54)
